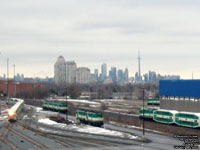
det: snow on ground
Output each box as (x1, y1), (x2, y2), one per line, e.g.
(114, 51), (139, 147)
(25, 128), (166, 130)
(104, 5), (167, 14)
(0, 109), (8, 120)
(38, 118), (137, 140)
(0, 115), (7, 120)
(1, 109), (8, 113)
(95, 99), (124, 102)
(35, 107), (43, 112)
(67, 99), (100, 105)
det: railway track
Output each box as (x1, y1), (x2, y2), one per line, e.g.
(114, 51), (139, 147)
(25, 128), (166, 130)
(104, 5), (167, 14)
(17, 119), (140, 149)
(0, 123), (18, 150)
(10, 128), (50, 150)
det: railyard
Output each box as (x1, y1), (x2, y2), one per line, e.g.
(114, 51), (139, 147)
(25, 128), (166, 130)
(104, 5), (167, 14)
(0, 98), (188, 150)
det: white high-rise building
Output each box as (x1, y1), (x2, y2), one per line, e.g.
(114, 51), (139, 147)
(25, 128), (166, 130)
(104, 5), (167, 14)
(54, 55), (66, 86)
(76, 67), (91, 84)
(66, 61), (77, 84)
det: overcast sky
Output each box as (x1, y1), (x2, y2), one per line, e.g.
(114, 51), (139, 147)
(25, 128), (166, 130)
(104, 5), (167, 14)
(0, 0), (200, 79)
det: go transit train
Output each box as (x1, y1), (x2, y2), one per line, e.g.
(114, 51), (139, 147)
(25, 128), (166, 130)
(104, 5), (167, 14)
(147, 98), (160, 106)
(7, 98), (24, 122)
(76, 109), (104, 127)
(42, 101), (68, 113)
(139, 108), (200, 128)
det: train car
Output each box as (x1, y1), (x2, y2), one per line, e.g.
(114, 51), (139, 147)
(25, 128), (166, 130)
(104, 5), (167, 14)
(86, 111), (104, 127)
(8, 98), (24, 122)
(76, 109), (104, 127)
(6, 98), (18, 105)
(175, 112), (200, 128)
(76, 109), (87, 123)
(42, 101), (68, 113)
(153, 109), (177, 124)
(147, 98), (160, 106)
(139, 108), (157, 119)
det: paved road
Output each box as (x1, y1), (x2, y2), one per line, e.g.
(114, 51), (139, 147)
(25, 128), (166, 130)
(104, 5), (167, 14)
(105, 123), (184, 150)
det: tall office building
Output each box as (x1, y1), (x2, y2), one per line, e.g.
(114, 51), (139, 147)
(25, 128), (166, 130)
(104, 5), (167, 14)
(101, 63), (107, 80)
(149, 71), (157, 83)
(94, 69), (99, 80)
(117, 69), (124, 83)
(124, 68), (129, 82)
(66, 61), (77, 84)
(54, 55), (66, 86)
(109, 67), (117, 83)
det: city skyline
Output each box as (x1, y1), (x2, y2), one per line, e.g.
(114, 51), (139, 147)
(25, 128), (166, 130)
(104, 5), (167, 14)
(0, 1), (200, 79)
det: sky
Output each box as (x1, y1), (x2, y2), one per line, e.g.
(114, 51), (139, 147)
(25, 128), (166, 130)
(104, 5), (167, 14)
(0, 0), (200, 79)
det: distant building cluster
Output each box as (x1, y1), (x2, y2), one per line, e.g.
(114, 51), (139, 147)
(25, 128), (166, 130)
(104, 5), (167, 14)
(0, 73), (53, 83)
(94, 64), (129, 84)
(54, 56), (95, 85)
(142, 71), (180, 83)
(54, 55), (181, 85)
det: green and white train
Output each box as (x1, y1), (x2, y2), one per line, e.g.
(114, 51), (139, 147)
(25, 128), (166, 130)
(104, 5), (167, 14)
(76, 109), (104, 127)
(140, 108), (200, 128)
(42, 101), (68, 113)
(6, 98), (18, 105)
(175, 112), (200, 128)
(139, 108), (157, 119)
(147, 98), (160, 106)
(153, 109), (177, 124)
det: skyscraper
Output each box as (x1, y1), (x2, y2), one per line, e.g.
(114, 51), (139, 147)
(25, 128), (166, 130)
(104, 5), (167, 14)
(54, 55), (66, 86)
(101, 63), (107, 80)
(108, 67), (117, 83)
(94, 69), (98, 80)
(124, 68), (129, 82)
(117, 69), (124, 83)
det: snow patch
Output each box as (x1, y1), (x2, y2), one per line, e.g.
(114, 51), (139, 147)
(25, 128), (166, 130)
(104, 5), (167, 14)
(38, 118), (59, 125)
(38, 118), (137, 140)
(67, 99), (100, 105)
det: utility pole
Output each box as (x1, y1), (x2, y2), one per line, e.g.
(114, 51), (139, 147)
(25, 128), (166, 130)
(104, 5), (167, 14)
(7, 58), (9, 98)
(66, 88), (68, 125)
(142, 88), (145, 138)
(0, 52), (1, 115)
(13, 64), (16, 97)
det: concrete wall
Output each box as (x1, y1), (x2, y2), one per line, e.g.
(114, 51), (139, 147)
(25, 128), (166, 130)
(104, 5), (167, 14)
(160, 99), (200, 113)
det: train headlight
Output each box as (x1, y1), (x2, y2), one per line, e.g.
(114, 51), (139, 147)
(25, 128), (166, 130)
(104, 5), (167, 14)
(8, 111), (15, 117)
